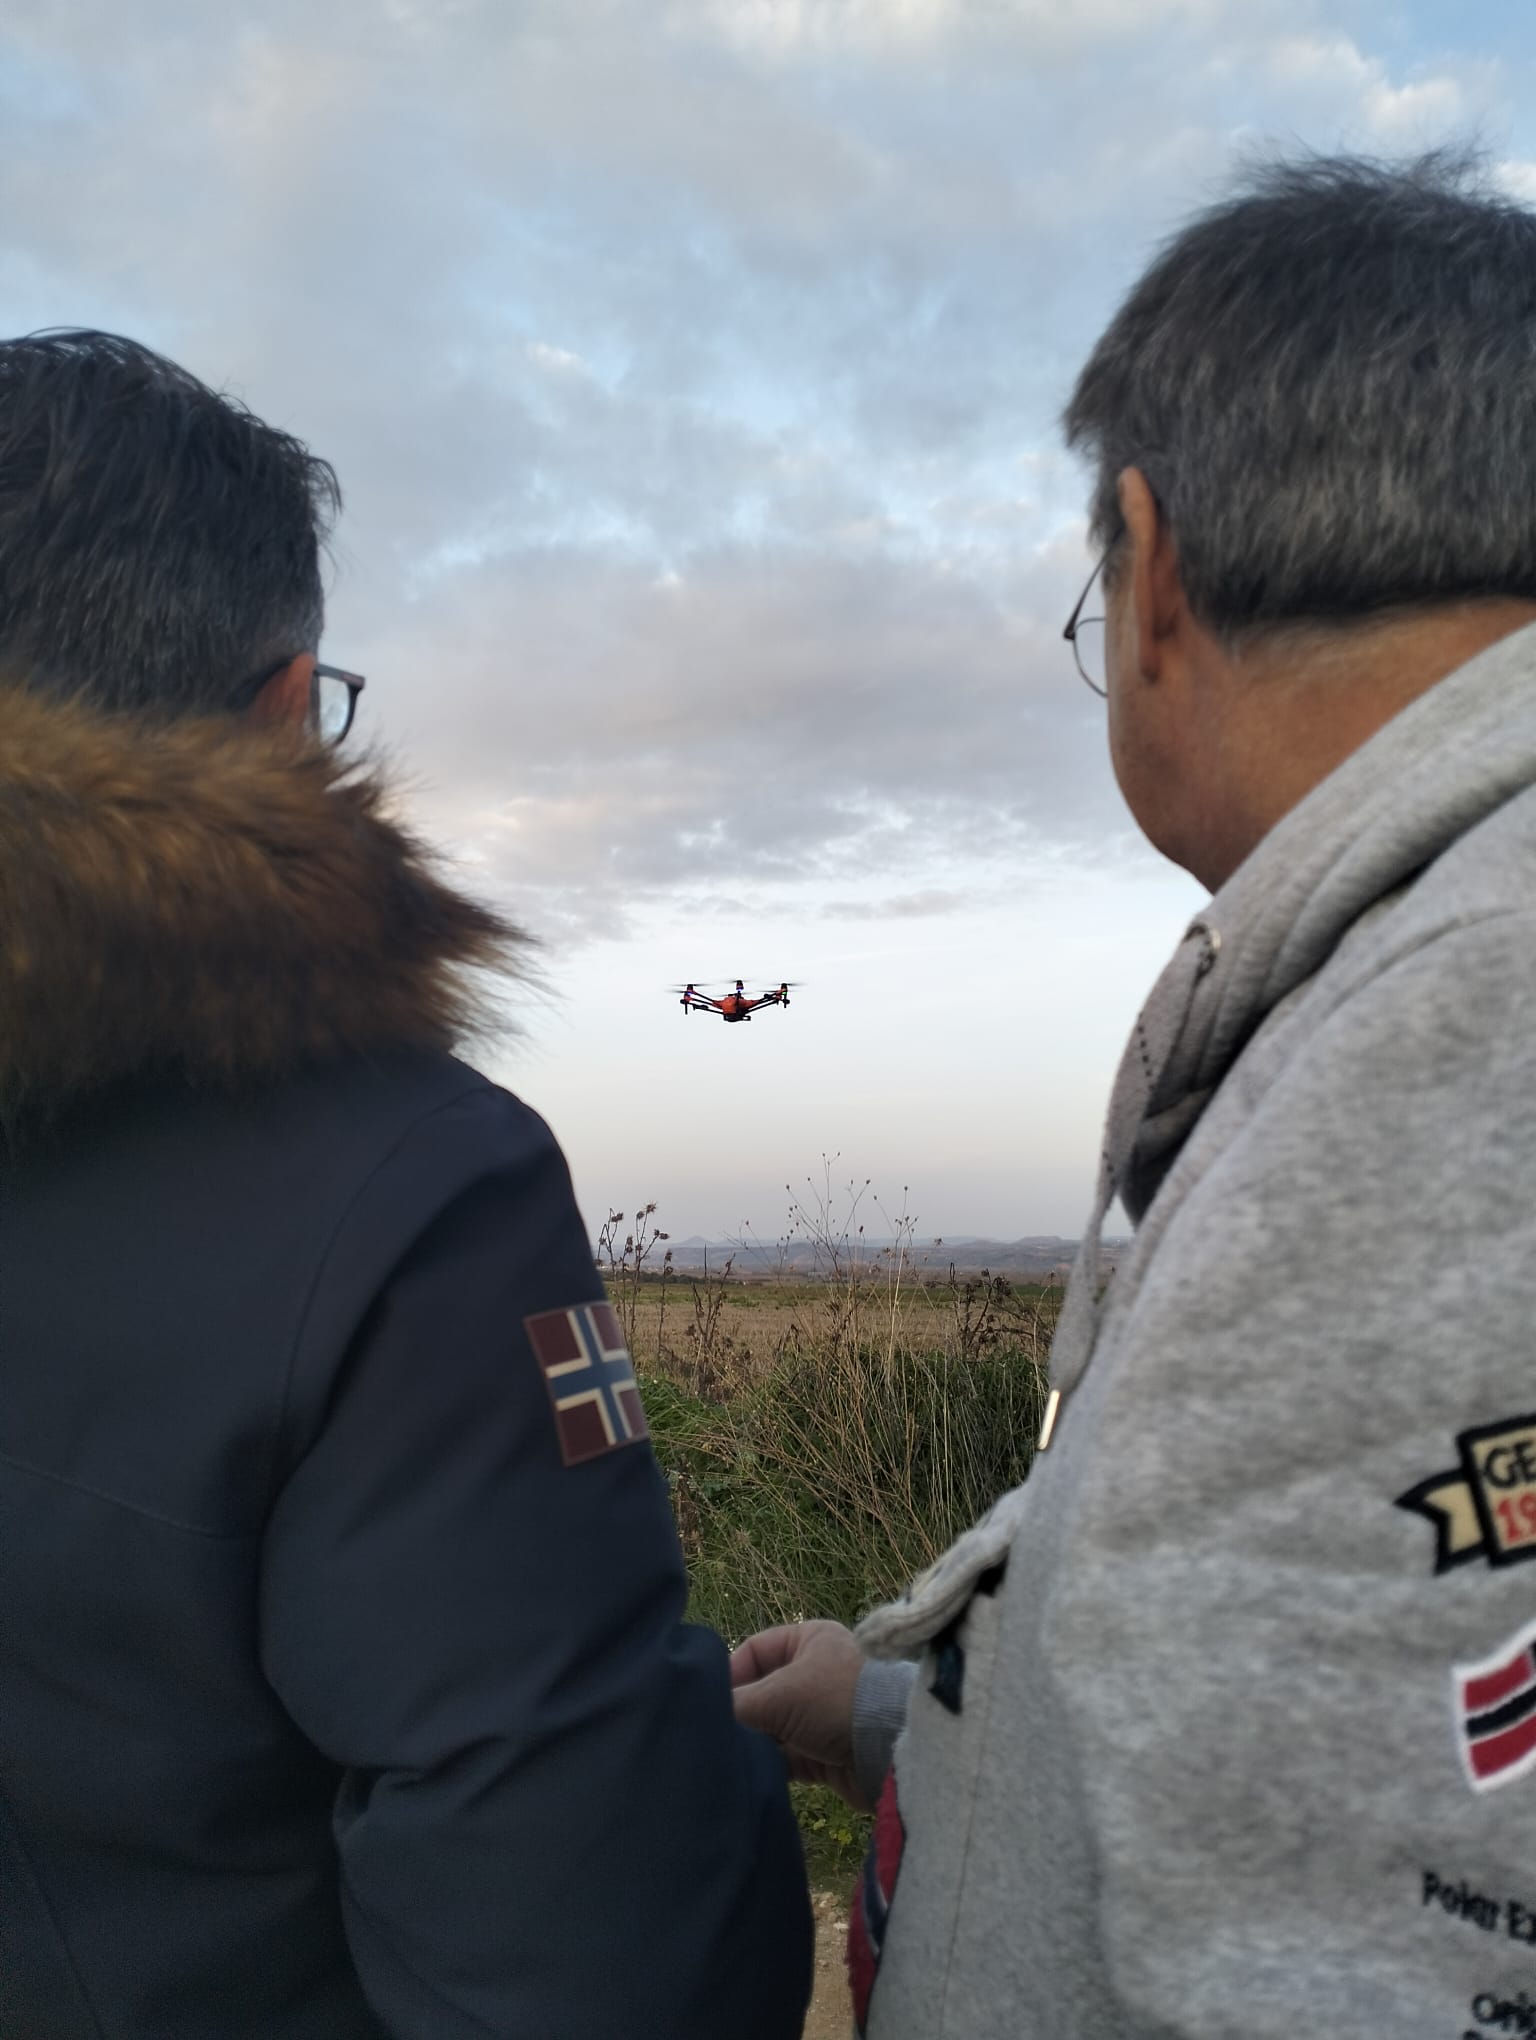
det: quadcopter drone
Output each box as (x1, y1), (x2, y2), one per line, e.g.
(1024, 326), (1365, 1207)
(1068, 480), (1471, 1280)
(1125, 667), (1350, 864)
(669, 979), (800, 1023)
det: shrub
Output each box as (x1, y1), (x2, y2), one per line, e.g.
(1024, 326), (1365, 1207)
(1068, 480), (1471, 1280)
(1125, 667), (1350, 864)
(643, 1332), (1044, 1640)
(622, 1182), (1056, 1889)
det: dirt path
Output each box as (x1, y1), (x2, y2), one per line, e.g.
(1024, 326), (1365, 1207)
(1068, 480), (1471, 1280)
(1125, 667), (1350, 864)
(805, 1889), (852, 2039)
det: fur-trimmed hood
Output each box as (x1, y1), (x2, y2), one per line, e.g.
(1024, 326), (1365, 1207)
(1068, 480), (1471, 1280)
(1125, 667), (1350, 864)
(0, 686), (527, 1130)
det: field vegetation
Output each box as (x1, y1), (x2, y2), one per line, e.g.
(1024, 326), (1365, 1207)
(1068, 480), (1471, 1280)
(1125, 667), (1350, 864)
(599, 1168), (1059, 1882)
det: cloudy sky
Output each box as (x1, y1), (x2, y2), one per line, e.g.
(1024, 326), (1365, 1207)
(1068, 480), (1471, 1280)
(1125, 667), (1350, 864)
(7, 0), (1534, 1241)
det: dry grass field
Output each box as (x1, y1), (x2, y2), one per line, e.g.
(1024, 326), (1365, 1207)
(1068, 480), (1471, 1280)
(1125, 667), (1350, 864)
(617, 1265), (1063, 1382)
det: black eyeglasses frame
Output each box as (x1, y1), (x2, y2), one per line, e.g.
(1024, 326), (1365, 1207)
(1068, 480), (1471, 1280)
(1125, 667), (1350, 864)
(1063, 552), (1110, 699)
(231, 656), (367, 742)
(311, 662), (366, 743)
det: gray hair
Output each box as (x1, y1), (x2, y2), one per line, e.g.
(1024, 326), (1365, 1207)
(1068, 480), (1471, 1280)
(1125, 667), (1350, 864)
(1062, 150), (1536, 638)
(0, 330), (340, 718)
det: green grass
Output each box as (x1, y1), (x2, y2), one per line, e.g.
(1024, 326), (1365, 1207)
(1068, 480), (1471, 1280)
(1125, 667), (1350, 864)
(793, 1783), (870, 1886)
(639, 1329), (1047, 1892)
(642, 1339), (1045, 1637)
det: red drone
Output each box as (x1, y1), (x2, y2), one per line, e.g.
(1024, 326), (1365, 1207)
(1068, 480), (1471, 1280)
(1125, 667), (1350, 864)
(671, 979), (799, 1023)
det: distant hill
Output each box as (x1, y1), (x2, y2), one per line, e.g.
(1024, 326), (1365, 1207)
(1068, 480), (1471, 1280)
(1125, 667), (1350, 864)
(608, 1233), (1130, 1280)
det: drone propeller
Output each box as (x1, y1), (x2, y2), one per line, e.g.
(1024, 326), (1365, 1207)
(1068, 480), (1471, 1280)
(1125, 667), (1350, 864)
(664, 978), (805, 990)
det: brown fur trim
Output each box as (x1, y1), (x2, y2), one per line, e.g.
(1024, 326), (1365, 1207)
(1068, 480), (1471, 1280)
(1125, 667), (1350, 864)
(0, 685), (530, 1126)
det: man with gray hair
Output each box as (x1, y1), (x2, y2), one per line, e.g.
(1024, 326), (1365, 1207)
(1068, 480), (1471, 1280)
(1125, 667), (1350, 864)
(733, 150), (1536, 2034)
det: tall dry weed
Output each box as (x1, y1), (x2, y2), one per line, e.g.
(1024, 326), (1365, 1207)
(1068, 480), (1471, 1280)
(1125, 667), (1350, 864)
(615, 1174), (1055, 1641)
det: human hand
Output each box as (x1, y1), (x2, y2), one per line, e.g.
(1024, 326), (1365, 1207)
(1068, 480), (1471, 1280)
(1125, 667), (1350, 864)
(729, 1620), (872, 1811)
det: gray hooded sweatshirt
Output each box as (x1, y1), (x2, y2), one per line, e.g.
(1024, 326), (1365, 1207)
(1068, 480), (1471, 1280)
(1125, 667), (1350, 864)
(849, 625), (1536, 2038)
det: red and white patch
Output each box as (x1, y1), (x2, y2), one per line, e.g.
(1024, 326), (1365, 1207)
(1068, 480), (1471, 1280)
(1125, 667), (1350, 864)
(524, 1302), (649, 1466)
(847, 1769), (905, 2036)
(1453, 1613), (1536, 1793)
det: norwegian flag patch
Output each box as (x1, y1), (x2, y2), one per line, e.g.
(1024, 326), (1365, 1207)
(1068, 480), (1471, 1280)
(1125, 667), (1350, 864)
(524, 1302), (649, 1466)
(848, 1769), (906, 2035)
(1454, 1614), (1536, 1793)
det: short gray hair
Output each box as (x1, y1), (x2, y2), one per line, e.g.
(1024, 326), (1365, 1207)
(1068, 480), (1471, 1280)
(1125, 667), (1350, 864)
(0, 330), (340, 717)
(1062, 150), (1536, 638)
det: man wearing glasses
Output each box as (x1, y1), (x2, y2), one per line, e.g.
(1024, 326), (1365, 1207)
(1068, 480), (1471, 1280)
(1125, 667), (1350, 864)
(735, 152), (1536, 2034)
(0, 330), (811, 2038)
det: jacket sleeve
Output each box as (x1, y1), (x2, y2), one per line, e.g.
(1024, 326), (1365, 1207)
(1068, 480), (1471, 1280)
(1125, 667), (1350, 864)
(852, 1660), (918, 1808)
(1054, 916), (1536, 2034)
(257, 1084), (812, 2040)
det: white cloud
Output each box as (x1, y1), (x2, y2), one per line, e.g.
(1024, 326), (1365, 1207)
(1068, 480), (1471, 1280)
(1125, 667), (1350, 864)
(1257, 32), (1494, 152)
(527, 342), (591, 379)
(672, 0), (1276, 63)
(0, 0), (1523, 959)
(821, 888), (973, 918)
(1497, 158), (1536, 204)
(363, 529), (1112, 941)
(1262, 33), (1374, 90)
(671, 0), (964, 54)
(1361, 71), (1467, 146)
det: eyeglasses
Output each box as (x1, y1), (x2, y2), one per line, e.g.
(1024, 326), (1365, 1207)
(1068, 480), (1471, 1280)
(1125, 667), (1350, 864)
(234, 656), (367, 742)
(1063, 552), (1108, 699)
(311, 663), (366, 743)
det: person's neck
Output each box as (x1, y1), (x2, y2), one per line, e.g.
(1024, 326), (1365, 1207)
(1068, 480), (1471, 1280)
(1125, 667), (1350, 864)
(1188, 600), (1536, 891)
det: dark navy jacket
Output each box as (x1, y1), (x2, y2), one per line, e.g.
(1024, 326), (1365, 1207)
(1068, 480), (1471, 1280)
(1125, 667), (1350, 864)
(0, 688), (811, 2039)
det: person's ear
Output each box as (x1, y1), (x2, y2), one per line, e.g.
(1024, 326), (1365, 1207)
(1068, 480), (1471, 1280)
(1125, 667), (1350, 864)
(248, 653), (315, 728)
(1115, 469), (1183, 681)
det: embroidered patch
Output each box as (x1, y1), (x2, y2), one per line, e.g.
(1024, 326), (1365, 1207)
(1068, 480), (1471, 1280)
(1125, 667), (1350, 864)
(1453, 1615), (1536, 1794)
(1396, 1414), (1536, 1574)
(524, 1303), (649, 1466)
(848, 1770), (906, 2037)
